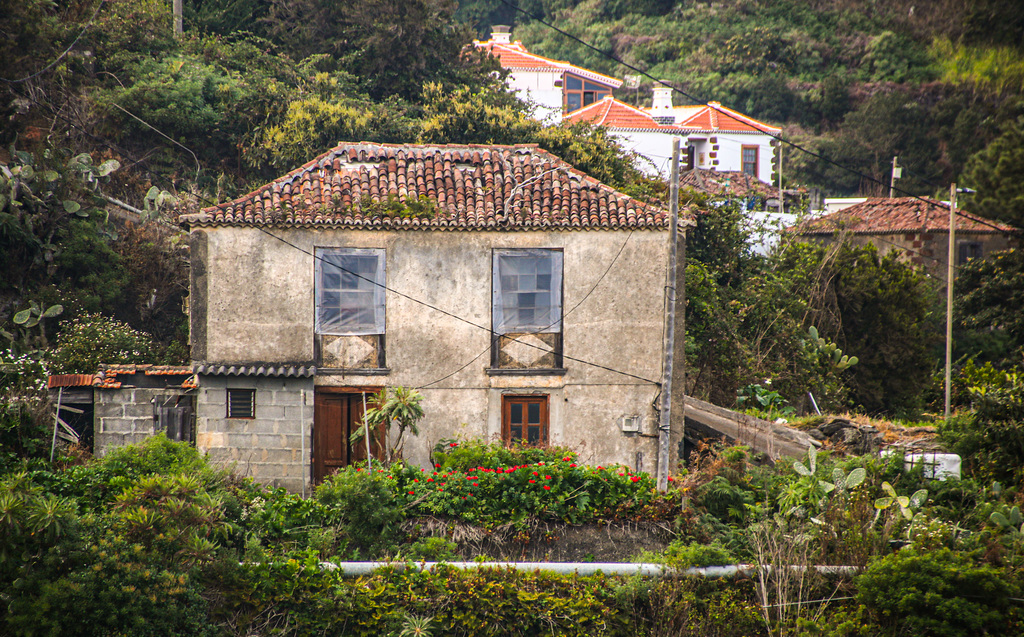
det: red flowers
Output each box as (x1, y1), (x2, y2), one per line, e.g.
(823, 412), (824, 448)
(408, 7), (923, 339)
(407, 491), (414, 495)
(528, 479), (536, 484)
(543, 485), (551, 490)
(563, 456), (571, 462)
(532, 471), (539, 476)
(630, 476), (641, 483)
(667, 476), (675, 482)
(544, 475), (551, 480)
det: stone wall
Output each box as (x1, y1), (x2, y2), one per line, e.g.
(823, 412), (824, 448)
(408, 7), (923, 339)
(195, 374), (315, 494)
(94, 388), (189, 456)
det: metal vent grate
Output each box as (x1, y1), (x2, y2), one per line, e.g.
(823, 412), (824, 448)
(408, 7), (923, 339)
(227, 388), (255, 419)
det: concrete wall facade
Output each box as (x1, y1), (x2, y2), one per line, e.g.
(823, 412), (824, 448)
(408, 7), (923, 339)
(94, 388), (187, 456)
(191, 226), (676, 487)
(195, 375), (315, 494)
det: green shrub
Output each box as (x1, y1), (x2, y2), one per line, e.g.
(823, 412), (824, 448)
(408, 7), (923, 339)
(856, 547), (1014, 636)
(433, 438), (577, 471)
(5, 535), (214, 637)
(314, 467), (405, 558)
(58, 434), (219, 508)
(661, 539), (737, 569)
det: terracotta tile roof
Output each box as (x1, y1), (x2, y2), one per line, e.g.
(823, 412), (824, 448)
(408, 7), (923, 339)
(48, 374), (95, 388)
(474, 39), (622, 88)
(672, 102), (781, 135)
(564, 96), (680, 131)
(792, 198), (1018, 236)
(680, 169), (778, 199)
(182, 143), (668, 231)
(93, 364), (195, 390)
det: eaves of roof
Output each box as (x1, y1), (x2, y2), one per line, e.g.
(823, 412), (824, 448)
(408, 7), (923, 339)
(182, 142), (671, 231)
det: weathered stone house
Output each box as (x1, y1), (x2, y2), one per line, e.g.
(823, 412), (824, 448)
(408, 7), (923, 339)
(180, 142), (687, 493)
(791, 197), (1017, 280)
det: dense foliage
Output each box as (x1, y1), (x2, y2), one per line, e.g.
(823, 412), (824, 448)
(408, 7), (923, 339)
(1, 434), (1022, 635)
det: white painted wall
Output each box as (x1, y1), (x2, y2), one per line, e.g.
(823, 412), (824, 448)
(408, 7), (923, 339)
(504, 70), (564, 124)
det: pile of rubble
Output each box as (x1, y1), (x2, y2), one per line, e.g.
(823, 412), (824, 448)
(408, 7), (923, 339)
(804, 416), (943, 455)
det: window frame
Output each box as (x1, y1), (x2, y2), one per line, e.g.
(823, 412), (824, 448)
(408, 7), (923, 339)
(492, 248), (564, 335)
(957, 241), (983, 265)
(315, 247), (386, 336)
(562, 73), (612, 113)
(226, 388), (255, 419)
(741, 145), (759, 178)
(501, 395), (549, 445)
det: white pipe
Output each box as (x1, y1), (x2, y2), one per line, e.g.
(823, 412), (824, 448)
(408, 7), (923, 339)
(317, 562), (860, 579)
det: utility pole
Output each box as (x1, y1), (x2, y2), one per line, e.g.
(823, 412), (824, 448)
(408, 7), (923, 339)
(657, 138), (679, 492)
(945, 183), (956, 420)
(889, 156), (901, 198)
(173, 0), (183, 37)
(945, 184), (975, 420)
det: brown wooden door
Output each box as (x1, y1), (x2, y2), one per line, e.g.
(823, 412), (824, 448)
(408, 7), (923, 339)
(313, 390), (383, 483)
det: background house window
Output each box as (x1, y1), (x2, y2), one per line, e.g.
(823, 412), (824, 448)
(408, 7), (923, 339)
(958, 241), (983, 265)
(502, 395), (548, 444)
(493, 249), (563, 334)
(563, 74), (611, 113)
(742, 146), (759, 177)
(226, 389), (255, 419)
(316, 248), (385, 335)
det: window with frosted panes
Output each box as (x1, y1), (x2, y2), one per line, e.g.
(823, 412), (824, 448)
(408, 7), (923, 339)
(492, 249), (563, 335)
(315, 248), (385, 335)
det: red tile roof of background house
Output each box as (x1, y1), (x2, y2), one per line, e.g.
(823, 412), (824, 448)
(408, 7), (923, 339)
(564, 96), (679, 131)
(793, 197), (1017, 235)
(680, 169), (778, 199)
(183, 143), (669, 231)
(474, 39), (622, 88)
(674, 102), (782, 135)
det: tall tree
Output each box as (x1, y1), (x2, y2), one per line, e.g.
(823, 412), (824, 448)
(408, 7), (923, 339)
(962, 117), (1024, 228)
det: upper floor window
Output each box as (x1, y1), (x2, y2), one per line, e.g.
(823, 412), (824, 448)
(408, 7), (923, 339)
(315, 248), (385, 335)
(563, 74), (612, 113)
(742, 146), (759, 178)
(490, 249), (564, 372)
(493, 249), (563, 334)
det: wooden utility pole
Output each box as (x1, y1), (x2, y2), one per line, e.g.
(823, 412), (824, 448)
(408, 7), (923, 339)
(657, 138), (679, 491)
(945, 183), (957, 420)
(173, 0), (183, 37)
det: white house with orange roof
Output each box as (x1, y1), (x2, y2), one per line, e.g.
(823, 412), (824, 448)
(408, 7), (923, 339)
(473, 26), (622, 123)
(563, 96), (683, 175)
(473, 27), (780, 183)
(647, 86), (781, 184)
(564, 90), (781, 183)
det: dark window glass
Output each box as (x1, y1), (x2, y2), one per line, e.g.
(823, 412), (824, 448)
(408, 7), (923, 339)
(566, 76), (582, 90)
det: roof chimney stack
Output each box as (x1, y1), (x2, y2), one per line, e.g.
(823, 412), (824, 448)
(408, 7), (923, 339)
(491, 25), (511, 44)
(651, 84), (674, 114)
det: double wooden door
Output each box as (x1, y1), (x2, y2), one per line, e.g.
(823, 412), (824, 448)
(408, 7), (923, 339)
(313, 389), (383, 483)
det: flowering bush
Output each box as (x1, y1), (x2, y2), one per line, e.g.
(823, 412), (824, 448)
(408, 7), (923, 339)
(48, 313), (158, 374)
(385, 454), (669, 528)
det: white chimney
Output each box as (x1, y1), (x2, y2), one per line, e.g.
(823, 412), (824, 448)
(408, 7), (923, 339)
(651, 84), (674, 113)
(491, 25), (511, 44)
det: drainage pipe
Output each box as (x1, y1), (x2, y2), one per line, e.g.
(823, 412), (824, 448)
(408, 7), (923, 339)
(318, 562), (860, 579)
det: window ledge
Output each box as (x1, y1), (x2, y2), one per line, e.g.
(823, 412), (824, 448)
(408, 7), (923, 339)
(486, 367), (567, 377)
(317, 368), (391, 376)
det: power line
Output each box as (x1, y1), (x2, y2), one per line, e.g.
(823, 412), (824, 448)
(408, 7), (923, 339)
(0, 0), (107, 85)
